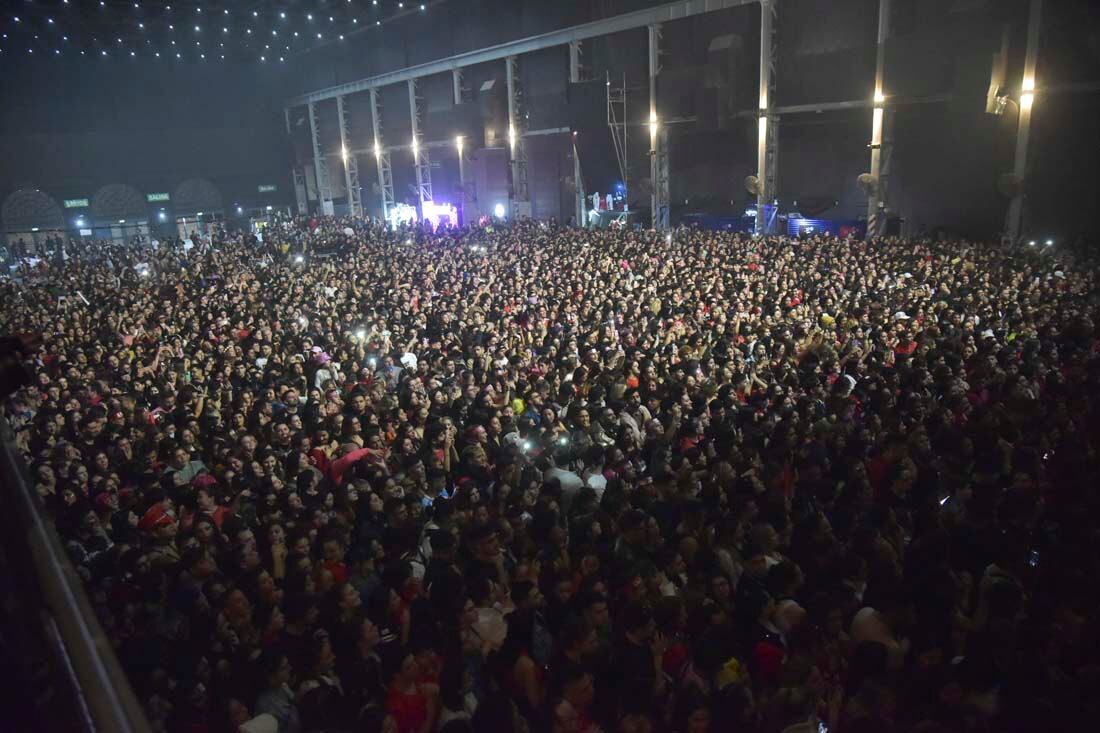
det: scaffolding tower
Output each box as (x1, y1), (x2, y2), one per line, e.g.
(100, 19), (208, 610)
(369, 88), (395, 221)
(336, 95), (363, 218)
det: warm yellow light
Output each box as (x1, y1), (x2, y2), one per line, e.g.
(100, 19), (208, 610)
(373, 141), (381, 159)
(508, 124), (516, 150)
(1021, 92), (1034, 108)
(455, 135), (464, 152)
(341, 145), (348, 161)
(758, 115), (767, 142)
(874, 90), (885, 104)
(649, 122), (658, 137)
(1022, 77), (1035, 92)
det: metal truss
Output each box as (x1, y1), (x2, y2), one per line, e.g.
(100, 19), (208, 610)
(756, 0), (778, 235)
(408, 79), (434, 218)
(506, 56), (530, 218)
(369, 88), (395, 221)
(336, 95), (363, 217)
(308, 101), (334, 216)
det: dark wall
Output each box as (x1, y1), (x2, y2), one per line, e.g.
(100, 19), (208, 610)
(0, 62), (293, 211)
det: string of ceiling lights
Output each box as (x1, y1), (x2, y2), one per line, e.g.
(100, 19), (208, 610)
(0, 0), (442, 63)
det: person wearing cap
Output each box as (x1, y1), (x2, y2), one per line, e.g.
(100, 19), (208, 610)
(140, 501), (181, 569)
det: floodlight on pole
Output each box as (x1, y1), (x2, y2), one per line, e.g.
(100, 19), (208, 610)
(411, 137), (419, 157)
(1020, 92), (1034, 109)
(374, 141), (381, 159)
(455, 135), (464, 155)
(874, 90), (885, 105)
(648, 111), (658, 139)
(341, 145), (348, 162)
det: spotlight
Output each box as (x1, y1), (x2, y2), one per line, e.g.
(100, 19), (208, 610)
(523, 440), (532, 452)
(236, 206), (243, 214)
(158, 212), (167, 221)
(355, 329), (366, 341)
(558, 437), (568, 446)
(493, 203), (505, 218)
(665, 234), (672, 243)
(1028, 240), (1036, 246)
(369, 357), (377, 367)
(295, 255), (304, 263)
(266, 205), (273, 211)
(1045, 239), (1053, 246)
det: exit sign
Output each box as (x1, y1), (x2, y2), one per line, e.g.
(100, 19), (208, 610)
(64, 198), (89, 208)
(258, 184), (278, 193)
(146, 192), (171, 202)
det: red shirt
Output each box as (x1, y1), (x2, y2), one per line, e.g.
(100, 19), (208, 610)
(386, 684), (429, 733)
(323, 559), (349, 585)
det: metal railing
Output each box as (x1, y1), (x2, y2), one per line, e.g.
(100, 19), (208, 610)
(0, 420), (150, 733)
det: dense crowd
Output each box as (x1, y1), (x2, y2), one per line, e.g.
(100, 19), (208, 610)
(3, 215), (1100, 733)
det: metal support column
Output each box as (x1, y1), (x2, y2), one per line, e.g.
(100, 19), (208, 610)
(648, 24), (669, 230)
(1005, 0), (1042, 243)
(573, 133), (586, 227)
(756, 0), (778, 235)
(308, 101), (335, 216)
(866, 0), (891, 239)
(336, 95), (363, 217)
(456, 136), (468, 224)
(607, 72), (629, 214)
(285, 107), (308, 215)
(569, 41), (582, 84)
(656, 127), (670, 231)
(452, 69), (464, 105)
(408, 79), (434, 220)
(506, 56), (530, 218)
(369, 88), (395, 221)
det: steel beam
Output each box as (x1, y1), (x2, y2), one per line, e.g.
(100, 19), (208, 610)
(866, 0), (891, 239)
(569, 41), (582, 83)
(369, 88), (395, 221)
(308, 102), (334, 216)
(648, 24), (669, 230)
(286, 0), (758, 106)
(755, 0), (777, 235)
(733, 93), (954, 117)
(285, 107), (309, 215)
(408, 79), (434, 220)
(292, 169), (308, 215)
(456, 136), (468, 224)
(1005, 0), (1042, 243)
(337, 95), (363, 217)
(506, 56), (530, 218)
(452, 69), (463, 106)
(573, 134), (586, 227)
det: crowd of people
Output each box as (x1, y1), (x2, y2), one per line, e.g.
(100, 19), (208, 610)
(2, 213), (1099, 733)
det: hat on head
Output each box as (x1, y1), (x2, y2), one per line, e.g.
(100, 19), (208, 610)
(191, 473), (218, 491)
(894, 311), (911, 320)
(138, 503), (175, 532)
